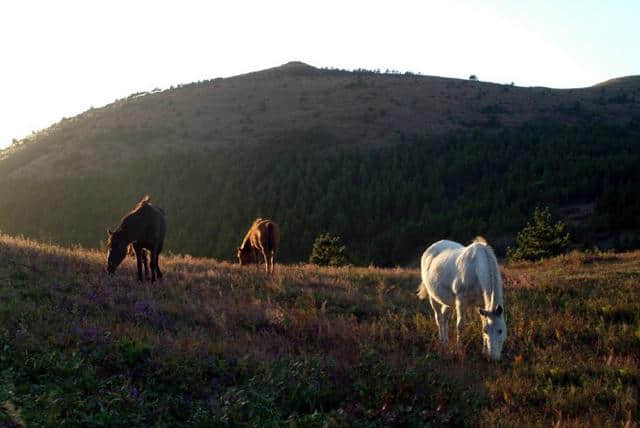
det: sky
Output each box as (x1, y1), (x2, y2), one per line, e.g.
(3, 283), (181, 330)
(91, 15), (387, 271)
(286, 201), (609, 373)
(0, 0), (638, 149)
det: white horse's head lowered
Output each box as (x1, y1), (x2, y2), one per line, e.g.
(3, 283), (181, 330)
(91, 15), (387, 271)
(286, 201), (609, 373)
(479, 304), (506, 361)
(418, 238), (507, 361)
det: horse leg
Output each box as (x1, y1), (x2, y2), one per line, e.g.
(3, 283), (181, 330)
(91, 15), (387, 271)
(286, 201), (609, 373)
(430, 297), (449, 348)
(441, 306), (451, 346)
(150, 249), (158, 282)
(262, 250), (270, 274)
(251, 248), (260, 271)
(141, 250), (150, 281)
(481, 317), (488, 356)
(133, 244), (144, 282)
(269, 250), (276, 274)
(154, 245), (163, 280)
(455, 297), (466, 346)
(142, 251), (151, 281)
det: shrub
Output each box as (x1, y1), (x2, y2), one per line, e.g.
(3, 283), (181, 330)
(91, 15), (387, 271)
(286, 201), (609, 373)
(309, 233), (347, 266)
(508, 206), (571, 261)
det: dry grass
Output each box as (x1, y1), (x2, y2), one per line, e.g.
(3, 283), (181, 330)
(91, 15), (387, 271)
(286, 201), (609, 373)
(0, 234), (638, 426)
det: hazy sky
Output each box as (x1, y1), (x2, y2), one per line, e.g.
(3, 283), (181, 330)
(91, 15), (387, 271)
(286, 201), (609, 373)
(1, 0), (638, 149)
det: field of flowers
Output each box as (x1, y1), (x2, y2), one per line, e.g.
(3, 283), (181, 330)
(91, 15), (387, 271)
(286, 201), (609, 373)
(0, 233), (638, 426)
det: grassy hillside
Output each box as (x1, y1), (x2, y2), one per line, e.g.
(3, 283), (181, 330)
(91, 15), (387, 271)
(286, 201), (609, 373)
(0, 234), (638, 425)
(3, 62), (639, 177)
(0, 63), (639, 265)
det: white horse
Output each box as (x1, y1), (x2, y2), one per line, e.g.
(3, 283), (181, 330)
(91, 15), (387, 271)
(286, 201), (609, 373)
(417, 237), (506, 360)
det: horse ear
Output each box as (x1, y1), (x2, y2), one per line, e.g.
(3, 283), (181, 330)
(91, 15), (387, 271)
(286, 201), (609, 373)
(495, 305), (503, 316)
(478, 308), (490, 317)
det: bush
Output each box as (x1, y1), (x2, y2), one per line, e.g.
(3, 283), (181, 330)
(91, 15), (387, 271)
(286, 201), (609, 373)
(508, 206), (571, 261)
(309, 233), (347, 266)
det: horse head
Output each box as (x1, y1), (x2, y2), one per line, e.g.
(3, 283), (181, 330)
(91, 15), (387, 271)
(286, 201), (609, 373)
(478, 304), (506, 361)
(237, 246), (253, 265)
(106, 229), (128, 274)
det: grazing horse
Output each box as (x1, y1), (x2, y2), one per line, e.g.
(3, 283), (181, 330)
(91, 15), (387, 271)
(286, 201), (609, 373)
(106, 196), (166, 282)
(417, 237), (507, 360)
(237, 218), (280, 274)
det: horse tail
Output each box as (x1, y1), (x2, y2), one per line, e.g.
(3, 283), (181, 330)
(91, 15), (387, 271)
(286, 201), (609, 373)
(417, 248), (436, 300)
(417, 282), (429, 300)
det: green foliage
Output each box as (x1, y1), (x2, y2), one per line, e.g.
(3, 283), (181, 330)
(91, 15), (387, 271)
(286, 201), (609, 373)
(508, 206), (571, 261)
(309, 233), (347, 266)
(0, 122), (640, 266)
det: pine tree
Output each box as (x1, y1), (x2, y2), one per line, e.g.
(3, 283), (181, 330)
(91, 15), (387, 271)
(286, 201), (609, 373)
(309, 233), (348, 266)
(508, 206), (571, 261)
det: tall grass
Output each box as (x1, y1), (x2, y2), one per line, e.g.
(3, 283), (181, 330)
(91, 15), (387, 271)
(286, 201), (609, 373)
(0, 234), (638, 426)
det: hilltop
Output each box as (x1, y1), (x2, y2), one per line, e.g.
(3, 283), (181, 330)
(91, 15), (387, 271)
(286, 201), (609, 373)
(0, 63), (639, 264)
(0, 62), (640, 177)
(0, 234), (638, 425)
(3, 63), (639, 180)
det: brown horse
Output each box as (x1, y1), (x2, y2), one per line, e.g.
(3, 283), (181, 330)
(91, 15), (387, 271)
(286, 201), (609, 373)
(237, 218), (280, 274)
(106, 195), (166, 282)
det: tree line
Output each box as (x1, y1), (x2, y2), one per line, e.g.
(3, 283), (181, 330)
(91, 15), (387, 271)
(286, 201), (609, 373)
(0, 120), (638, 266)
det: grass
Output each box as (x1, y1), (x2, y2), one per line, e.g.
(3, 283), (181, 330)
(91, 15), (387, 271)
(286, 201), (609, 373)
(0, 234), (638, 426)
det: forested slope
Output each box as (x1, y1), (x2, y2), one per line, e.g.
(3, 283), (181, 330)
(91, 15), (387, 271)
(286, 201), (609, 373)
(1, 63), (639, 265)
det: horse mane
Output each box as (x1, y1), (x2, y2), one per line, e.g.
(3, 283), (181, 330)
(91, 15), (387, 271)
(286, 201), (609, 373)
(240, 218), (263, 249)
(109, 196), (152, 244)
(478, 242), (503, 311)
(473, 236), (488, 245)
(132, 195), (151, 212)
(463, 237), (502, 310)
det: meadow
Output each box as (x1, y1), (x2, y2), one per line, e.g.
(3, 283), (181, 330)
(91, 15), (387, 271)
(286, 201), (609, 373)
(0, 233), (638, 426)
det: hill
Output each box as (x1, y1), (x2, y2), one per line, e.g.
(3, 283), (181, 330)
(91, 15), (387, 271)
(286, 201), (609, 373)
(0, 234), (638, 425)
(1, 63), (640, 265)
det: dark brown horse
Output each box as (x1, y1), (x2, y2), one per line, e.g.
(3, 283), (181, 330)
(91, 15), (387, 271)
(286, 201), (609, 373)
(106, 196), (166, 282)
(237, 218), (280, 274)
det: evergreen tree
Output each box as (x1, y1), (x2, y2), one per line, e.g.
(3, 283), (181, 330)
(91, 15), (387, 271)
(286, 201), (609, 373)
(508, 206), (571, 261)
(309, 233), (348, 266)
